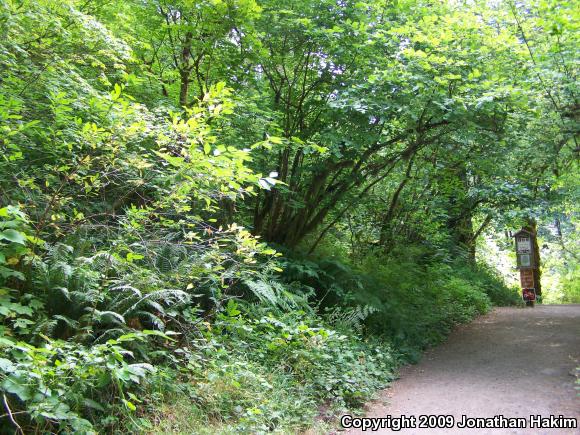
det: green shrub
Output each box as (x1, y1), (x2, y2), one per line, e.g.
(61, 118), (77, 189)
(280, 249), (508, 362)
(464, 263), (521, 306)
(140, 302), (397, 433)
(561, 265), (580, 303)
(0, 331), (169, 433)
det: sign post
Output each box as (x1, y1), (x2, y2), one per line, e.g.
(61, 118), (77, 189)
(513, 228), (539, 306)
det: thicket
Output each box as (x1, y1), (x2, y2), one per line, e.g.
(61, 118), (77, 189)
(0, 202), (506, 433)
(0, 0), (577, 433)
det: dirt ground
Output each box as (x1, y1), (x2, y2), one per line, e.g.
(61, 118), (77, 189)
(345, 305), (580, 435)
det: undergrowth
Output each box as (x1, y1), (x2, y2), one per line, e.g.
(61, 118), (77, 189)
(0, 2), (527, 431)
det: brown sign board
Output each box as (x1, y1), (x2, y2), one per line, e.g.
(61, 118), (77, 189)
(513, 229), (536, 269)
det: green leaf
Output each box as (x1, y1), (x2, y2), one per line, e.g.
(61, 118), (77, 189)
(10, 303), (33, 316)
(126, 252), (144, 262)
(13, 318), (34, 329)
(0, 266), (25, 280)
(2, 374), (32, 401)
(0, 229), (26, 245)
(123, 399), (137, 411)
(83, 398), (105, 412)
(0, 357), (16, 373)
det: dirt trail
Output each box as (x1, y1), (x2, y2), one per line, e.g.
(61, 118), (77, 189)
(346, 305), (580, 435)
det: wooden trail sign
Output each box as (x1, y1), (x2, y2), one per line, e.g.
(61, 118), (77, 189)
(513, 228), (541, 305)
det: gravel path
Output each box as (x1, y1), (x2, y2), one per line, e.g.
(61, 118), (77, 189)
(345, 305), (580, 435)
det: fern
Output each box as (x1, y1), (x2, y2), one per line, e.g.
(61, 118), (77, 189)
(122, 288), (189, 316)
(243, 279), (302, 310)
(154, 242), (187, 273)
(325, 305), (379, 334)
(108, 282), (189, 331)
(92, 309), (126, 325)
(52, 314), (80, 330)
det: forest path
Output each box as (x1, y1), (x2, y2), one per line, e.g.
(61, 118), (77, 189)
(345, 305), (580, 434)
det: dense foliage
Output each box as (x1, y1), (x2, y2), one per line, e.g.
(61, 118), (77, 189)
(0, 0), (577, 432)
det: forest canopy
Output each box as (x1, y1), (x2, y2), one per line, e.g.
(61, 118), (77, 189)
(0, 0), (578, 432)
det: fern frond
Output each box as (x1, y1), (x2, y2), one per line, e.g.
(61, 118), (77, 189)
(53, 314), (80, 330)
(326, 305), (378, 334)
(123, 289), (189, 317)
(92, 309), (126, 325)
(134, 311), (165, 331)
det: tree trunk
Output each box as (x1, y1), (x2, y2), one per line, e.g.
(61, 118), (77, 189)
(179, 32), (193, 107)
(179, 70), (190, 107)
(379, 156), (414, 246)
(525, 219), (542, 295)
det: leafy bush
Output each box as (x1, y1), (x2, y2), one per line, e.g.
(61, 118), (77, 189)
(465, 263), (521, 306)
(215, 303), (396, 407)
(141, 302), (397, 433)
(280, 249), (515, 362)
(359, 257), (495, 356)
(560, 265), (580, 303)
(0, 332), (164, 433)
